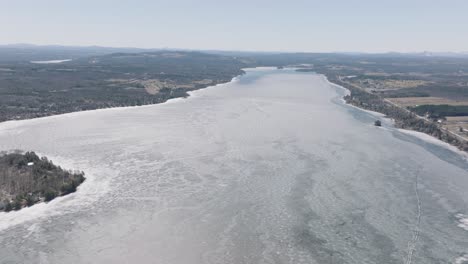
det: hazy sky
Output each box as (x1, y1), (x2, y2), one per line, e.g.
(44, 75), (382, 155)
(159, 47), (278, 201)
(1, 0), (468, 52)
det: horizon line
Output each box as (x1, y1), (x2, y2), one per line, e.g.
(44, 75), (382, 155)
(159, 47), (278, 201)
(1, 43), (468, 56)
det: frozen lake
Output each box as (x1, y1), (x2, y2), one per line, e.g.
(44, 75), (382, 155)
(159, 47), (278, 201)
(0, 68), (467, 264)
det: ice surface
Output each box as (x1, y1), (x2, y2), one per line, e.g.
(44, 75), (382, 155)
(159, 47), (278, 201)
(0, 69), (467, 264)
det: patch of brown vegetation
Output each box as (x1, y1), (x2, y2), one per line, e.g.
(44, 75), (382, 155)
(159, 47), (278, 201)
(446, 116), (468, 136)
(141, 79), (166, 95)
(350, 78), (430, 91)
(193, 79), (213, 85)
(387, 97), (468, 107)
(106, 78), (214, 95)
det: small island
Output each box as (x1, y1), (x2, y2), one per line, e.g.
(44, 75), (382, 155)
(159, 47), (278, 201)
(0, 152), (85, 212)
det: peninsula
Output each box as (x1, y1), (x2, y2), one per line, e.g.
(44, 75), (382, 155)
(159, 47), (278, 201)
(0, 151), (85, 212)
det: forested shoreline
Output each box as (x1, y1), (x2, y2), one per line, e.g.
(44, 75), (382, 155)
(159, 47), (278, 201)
(0, 51), (247, 123)
(0, 152), (85, 212)
(326, 75), (468, 152)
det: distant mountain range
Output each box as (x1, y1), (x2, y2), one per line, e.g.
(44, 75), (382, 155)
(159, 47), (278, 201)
(1, 44), (468, 62)
(0, 44), (160, 62)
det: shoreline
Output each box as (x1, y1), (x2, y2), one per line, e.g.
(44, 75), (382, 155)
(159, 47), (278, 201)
(0, 74), (244, 130)
(325, 75), (396, 128)
(0, 66), (295, 129)
(323, 74), (468, 158)
(0, 150), (113, 232)
(0, 67), (466, 235)
(1, 68), (465, 200)
(0, 152), (85, 213)
(0, 71), (246, 230)
(0, 67), (307, 129)
(325, 76), (386, 118)
(398, 129), (468, 160)
(0, 73), (243, 229)
(1, 64), (466, 156)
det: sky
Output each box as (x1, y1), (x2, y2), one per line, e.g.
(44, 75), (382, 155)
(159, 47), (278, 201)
(1, 0), (468, 53)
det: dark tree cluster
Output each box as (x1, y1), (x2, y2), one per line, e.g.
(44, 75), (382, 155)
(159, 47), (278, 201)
(409, 105), (468, 118)
(0, 151), (85, 212)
